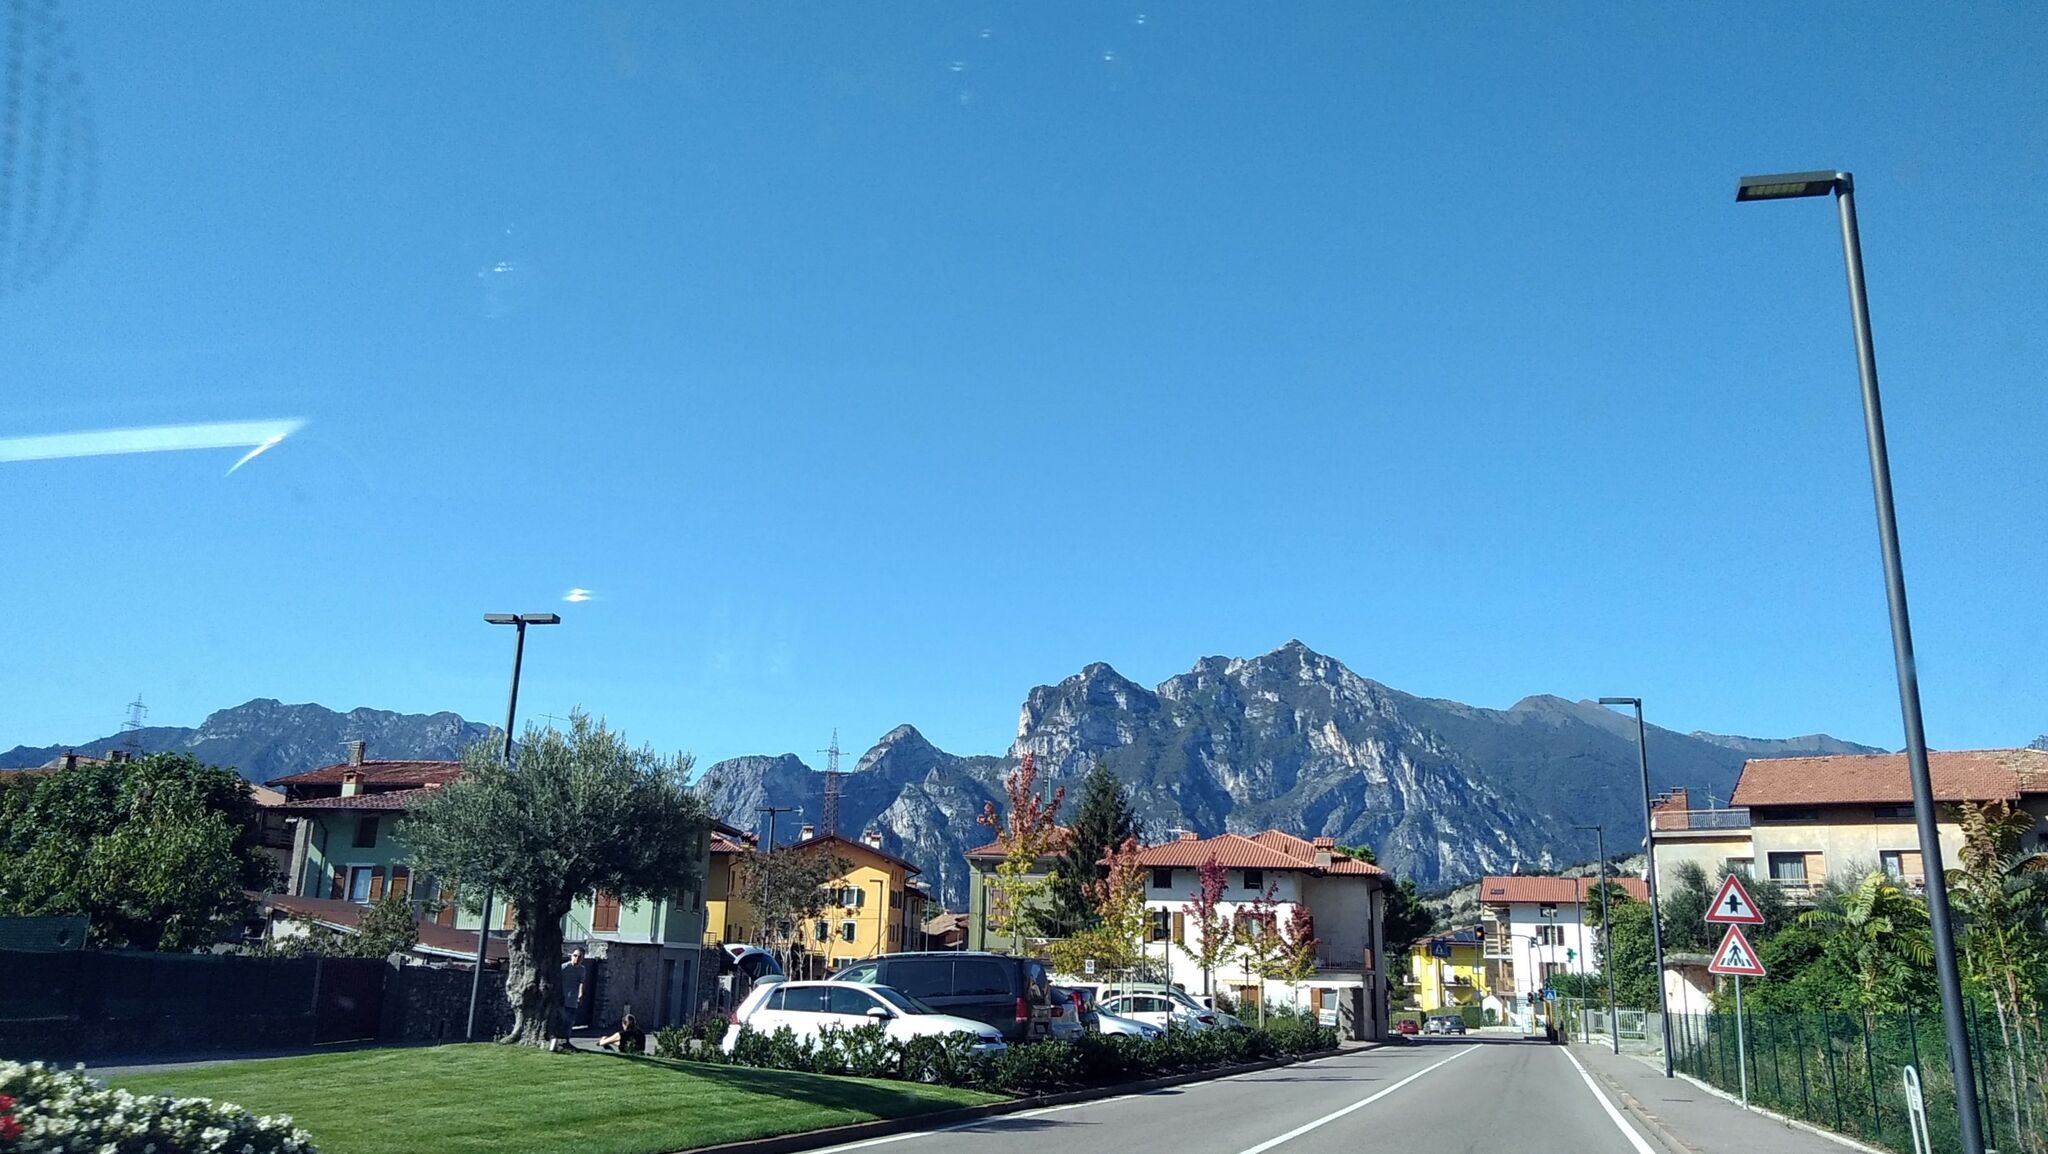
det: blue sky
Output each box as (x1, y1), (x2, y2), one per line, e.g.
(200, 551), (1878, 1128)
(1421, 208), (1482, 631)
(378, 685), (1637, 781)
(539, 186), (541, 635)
(4, 4), (2044, 768)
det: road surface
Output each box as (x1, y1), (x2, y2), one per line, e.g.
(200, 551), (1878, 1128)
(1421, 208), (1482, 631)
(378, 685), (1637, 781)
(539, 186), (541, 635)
(816, 1039), (1659, 1154)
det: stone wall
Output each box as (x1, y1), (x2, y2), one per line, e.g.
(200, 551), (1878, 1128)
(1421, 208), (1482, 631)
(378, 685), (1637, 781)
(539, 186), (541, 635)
(381, 962), (513, 1042)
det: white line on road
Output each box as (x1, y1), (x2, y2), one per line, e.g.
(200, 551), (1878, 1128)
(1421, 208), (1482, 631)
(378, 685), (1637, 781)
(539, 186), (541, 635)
(1561, 1048), (1658, 1154)
(1228, 1045), (1479, 1154)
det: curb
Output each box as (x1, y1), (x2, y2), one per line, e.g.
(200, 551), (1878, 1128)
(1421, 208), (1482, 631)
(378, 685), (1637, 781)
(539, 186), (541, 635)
(675, 1047), (1354, 1154)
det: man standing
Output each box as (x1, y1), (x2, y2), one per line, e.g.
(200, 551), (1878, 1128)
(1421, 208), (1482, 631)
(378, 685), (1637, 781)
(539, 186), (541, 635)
(561, 947), (586, 1034)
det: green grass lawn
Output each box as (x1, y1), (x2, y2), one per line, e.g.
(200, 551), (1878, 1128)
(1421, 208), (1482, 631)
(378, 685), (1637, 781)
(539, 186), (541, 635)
(113, 1044), (1000, 1154)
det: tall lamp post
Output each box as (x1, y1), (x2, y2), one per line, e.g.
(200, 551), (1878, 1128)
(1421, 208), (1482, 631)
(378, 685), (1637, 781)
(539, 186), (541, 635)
(1600, 697), (1673, 1075)
(1735, 169), (1984, 1154)
(1574, 823), (1619, 1054)
(466, 611), (561, 1041)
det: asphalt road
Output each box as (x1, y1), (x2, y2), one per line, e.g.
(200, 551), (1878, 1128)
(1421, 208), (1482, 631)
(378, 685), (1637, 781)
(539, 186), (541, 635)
(816, 1039), (1659, 1154)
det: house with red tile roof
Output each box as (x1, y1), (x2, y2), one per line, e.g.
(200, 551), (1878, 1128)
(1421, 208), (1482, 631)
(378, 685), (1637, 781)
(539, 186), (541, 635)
(1650, 748), (2048, 905)
(1477, 872), (1646, 1016)
(962, 825), (1073, 953)
(1130, 830), (1387, 1036)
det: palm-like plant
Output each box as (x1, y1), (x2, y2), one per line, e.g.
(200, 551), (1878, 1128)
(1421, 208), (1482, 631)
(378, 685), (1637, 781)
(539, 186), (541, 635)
(1949, 801), (2048, 1151)
(1798, 870), (1935, 1013)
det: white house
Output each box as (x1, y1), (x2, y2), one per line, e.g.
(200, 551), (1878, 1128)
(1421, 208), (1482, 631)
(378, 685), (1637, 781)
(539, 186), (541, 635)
(1479, 873), (1646, 1019)
(1131, 830), (1386, 1035)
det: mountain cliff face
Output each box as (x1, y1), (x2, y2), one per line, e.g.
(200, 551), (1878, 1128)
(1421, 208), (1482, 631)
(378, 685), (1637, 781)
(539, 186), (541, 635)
(700, 642), (1883, 908)
(0, 699), (494, 782)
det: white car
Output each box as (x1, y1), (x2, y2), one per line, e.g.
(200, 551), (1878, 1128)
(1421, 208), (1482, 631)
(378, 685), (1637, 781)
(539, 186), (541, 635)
(1094, 1009), (1164, 1039)
(1097, 992), (1222, 1032)
(1070, 983), (1246, 1030)
(724, 980), (1007, 1054)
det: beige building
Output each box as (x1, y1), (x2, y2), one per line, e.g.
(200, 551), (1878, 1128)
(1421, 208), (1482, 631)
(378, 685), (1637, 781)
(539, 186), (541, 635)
(1650, 748), (2048, 902)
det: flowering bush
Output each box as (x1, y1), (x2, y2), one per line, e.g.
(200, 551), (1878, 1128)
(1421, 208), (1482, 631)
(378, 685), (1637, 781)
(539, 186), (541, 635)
(0, 1060), (317, 1154)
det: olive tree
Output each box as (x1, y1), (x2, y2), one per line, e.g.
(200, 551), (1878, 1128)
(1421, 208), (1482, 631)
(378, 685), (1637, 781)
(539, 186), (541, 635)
(401, 713), (709, 1047)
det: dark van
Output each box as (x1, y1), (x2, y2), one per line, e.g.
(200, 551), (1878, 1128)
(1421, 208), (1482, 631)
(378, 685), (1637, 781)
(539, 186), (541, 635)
(832, 952), (1053, 1041)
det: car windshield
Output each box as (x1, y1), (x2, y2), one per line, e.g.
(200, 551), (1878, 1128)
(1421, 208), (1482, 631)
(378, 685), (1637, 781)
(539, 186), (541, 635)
(869, 986), (941, 1016)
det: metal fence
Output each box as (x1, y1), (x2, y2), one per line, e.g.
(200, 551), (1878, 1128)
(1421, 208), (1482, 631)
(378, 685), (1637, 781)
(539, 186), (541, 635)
(1673, 1008), (2046, 1154)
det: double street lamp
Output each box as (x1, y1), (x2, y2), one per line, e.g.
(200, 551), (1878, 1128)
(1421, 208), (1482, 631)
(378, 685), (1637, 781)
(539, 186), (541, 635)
(1735, 169), (1984, 1154)
(1573, 823), (1619, 1055)
(465, 611), (562, 1041)
(1599, 697), (1673, 1076)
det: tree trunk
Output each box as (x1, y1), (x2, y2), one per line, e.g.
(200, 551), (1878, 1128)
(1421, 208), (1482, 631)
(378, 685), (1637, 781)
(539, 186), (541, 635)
(503, 895), (570, 1046)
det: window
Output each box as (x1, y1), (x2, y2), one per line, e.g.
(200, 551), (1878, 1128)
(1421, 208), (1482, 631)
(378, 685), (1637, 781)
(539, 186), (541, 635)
(827, 986), (881, 1016)
(781, 986), (829, 1014)
(353, 817), (378, 848)
(1242, 869), (1264, 890)
(592, 891), (620, 933)
(1151, 868), (1173, 890)
(1148, 908), (1171, 942)
(1880, 850), (1925, 882)
(763, 986), (786, 1011)
(1535, 924), (1564, 946)
(838, 920), (858, 942)
(1768, 852), (1822, 884)
(813, 919), (829, 942)
(1724, 857), (1755, 876)
(889, 958), (953, 998)
(1873, 805), (1916, 821)
(954, 959), (1010, 997)
(1770, 807), (1821, 823)
(837, 962), (879, 984)
(347, 866), (374, 903)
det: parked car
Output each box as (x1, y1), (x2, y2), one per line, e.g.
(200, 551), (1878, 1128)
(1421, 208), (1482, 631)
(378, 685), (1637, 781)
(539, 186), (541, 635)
(724, 980), (1006, 1054)
(1097, 992), (1221, 1032)
(718, 945), (785, 1009)
(1094, 1009), (1164, 1039)
(1065, 982), (1246, 1031)
(1047, 985), (1085, 1041)
(831, 952), (1055, 1042)
(1394, 1018), (1420, 1036)
(1423, 1014), (1467, 1035)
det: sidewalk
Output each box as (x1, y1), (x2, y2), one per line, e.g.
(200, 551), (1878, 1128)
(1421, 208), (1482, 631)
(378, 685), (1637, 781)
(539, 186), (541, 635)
(1570, 1043), (1886, 1154)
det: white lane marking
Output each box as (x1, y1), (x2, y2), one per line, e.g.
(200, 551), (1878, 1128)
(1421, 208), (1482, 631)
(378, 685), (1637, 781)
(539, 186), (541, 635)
(1561, 1047), (1659, 1154)
(804, 1093), (1141, 1154)
(1230, 1045), (1479, 1154)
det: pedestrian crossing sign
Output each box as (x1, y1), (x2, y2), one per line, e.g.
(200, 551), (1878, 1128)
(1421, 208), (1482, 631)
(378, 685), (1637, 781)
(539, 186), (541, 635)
(1705, 873), (1766, 925)
(1708, 924), (1767, 977)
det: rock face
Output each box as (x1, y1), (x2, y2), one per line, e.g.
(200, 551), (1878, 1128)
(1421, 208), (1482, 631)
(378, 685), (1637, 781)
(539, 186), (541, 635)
(700, 641), (1884, 908)
(0, 699), (494, 782)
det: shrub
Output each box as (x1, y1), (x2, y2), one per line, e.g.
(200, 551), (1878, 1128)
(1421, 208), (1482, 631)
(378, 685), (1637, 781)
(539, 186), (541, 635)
(898, 1033), (982, 1087)
(0, 1060), (317, 1153)
(652, 1026), (692, 1060)
(839, 1024), (897, 1080)
(697, 1013), (731, 1050)
(976, 1042), (1081, 1093)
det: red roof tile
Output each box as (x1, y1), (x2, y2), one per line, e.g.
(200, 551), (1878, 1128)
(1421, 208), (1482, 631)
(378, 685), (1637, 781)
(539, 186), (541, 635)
(711, 833), (754, 855)
(1130, 830), (1383, 875)
(1479, 875), (1647, 905)
(963, 826), (1074, 859)
(280, 787), (442, 812)
(266, 760), (462, 788)
(1731, 749), (2048, 808)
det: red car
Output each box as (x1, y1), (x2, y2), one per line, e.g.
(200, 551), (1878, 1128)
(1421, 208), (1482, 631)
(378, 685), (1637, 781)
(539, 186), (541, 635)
(1395, 1019), (1420, 1036)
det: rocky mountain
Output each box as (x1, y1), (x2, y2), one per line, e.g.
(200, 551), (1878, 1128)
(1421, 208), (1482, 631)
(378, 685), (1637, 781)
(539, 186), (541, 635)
(0, 699), (494, 782)
(700, 641), (1883, 908)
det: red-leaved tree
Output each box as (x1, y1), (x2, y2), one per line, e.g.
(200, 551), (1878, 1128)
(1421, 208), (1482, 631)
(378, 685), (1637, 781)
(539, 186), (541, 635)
(975, 753), (1066, 951)
(1178, 855), (1232, 997)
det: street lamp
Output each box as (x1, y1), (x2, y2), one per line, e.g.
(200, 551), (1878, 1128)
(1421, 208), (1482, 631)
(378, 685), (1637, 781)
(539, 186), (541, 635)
(466, 611), (561, 1041)
(1574, 823), (1619, 1055)
(1599, 697), (1673, 1075)
(1735, 168), (1984, 1154)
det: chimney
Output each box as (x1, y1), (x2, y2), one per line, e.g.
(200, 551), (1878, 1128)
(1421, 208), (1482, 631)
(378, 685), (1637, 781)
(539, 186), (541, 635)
(341, 769), (362, 798)
(1312, 836), (1335, 867)
(348, 740), (366, 768)
(1651, 787), (1689, 830)
(862, 829), (884, 850)
(799, 823), (816, 842)
(61, 752), (77, 771)
(1178, 831), (1200, 842)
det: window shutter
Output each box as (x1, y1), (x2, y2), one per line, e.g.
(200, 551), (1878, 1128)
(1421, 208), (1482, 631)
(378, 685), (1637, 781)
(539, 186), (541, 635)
(329, 866), (345, 901)
(389, 867), (410, 900)
(594, 891), (620, 933)
(368, 868), (386, 901)
(1172, 911), (1186, 943)
(436, 884), (457, 927)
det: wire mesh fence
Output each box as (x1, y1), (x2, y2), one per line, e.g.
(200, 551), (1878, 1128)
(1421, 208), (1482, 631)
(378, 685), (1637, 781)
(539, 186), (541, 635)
(1672, 1007), (2046, 1154)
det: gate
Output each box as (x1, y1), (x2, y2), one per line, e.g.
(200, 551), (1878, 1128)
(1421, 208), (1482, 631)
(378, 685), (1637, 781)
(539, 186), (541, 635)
(313, 957), (386, 1043)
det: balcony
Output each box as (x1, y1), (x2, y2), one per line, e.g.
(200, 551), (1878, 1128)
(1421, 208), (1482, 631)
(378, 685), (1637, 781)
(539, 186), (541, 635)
(1651, 808), (1752, 833)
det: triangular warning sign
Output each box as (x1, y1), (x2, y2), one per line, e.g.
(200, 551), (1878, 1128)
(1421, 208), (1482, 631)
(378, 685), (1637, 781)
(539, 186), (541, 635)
(1709, 925), (1767, 977)
(1705, 873), (1765, 925)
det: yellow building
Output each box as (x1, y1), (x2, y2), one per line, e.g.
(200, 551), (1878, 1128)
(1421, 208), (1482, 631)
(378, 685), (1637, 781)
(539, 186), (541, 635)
(704, 827), (760, 947)
(790, 830), (925, 977)
(1409, 928), (1488, 1012)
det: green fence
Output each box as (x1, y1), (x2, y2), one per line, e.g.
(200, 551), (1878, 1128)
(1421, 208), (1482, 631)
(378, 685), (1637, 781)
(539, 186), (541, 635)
(1673, 1008), (2046, 1154)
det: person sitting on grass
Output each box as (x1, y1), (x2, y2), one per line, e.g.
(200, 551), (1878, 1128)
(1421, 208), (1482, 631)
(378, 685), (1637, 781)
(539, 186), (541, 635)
(598, 1011), (645, 1053)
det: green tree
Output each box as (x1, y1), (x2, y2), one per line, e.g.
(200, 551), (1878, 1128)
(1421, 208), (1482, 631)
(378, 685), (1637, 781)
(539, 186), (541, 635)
(1948, 800), (2048, 1136)
(1660, 861), (1716, 953)
(256, 893), (419, 959)
(0, 753), (279, 951)
(975, 753), (1064, 953)
(401, 713), (710, 1047)
(739, 845), (848, 977)
(1044, 760), (1135, 938)
(1597, 895), (1661, 1010)
(1797, 870), (1936, 1013)
(1045, 835), (1148, 982)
